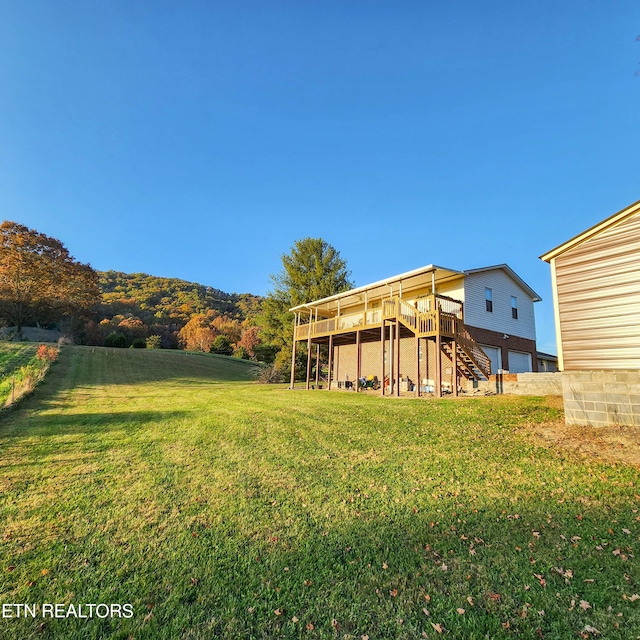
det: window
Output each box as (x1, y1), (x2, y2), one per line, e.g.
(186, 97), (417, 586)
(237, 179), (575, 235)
(485, 287), (493, 312)
(511, 296), (518, 319)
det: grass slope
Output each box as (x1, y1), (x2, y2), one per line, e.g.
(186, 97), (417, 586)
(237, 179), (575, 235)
(0, 343), (41, 406)
(0, 347), (639, 639)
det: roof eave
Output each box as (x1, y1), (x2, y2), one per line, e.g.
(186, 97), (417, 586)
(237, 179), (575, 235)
(289, 263), (462, 312)
(463, 264), (542, 302)
(540, 198), (640, 262)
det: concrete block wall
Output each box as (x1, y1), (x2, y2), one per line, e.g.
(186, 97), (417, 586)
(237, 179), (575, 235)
(476, 372), (563, 396)
(562, 370), (640, 427)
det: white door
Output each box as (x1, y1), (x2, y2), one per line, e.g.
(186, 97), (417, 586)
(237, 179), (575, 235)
(508, 350), (532, 373)
(480, 345), (502, 375)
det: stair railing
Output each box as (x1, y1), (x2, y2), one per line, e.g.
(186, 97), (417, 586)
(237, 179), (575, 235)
(455, 321), (491, 378)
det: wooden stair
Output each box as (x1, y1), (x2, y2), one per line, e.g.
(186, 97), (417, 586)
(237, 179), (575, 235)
(387, 297), (491, 381)
(442, 339), (491, 381)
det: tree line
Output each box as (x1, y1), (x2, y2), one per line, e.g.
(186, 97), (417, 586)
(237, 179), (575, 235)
(0, 221), (352, 377)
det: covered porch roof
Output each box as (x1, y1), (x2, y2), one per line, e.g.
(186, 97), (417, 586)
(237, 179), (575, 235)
(290, 264), (463, 315)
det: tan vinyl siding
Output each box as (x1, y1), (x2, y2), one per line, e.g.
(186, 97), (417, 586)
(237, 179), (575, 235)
(554, 210), (640, 370)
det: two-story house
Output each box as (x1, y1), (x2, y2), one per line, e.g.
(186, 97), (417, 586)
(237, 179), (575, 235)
(290, 263), (541, 397)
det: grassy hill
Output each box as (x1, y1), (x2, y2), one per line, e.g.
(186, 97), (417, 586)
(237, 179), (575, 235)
(59, 345), (261, 387)
(0, 343), (42, 406)
(0, 347), (639, 639)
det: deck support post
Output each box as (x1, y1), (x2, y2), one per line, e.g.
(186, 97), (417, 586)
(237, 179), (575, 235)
(290, 313), (298, 389)
(435, 329), (442, 398)
(356, 329), (361, 391)
(395, 319), (401, 397)
(328, 335), (333, 390)
(306, 311), (313, 390)
(380, 321), (385, 397)
(315, 343), (320, 388)
(451, 336), (458, 397)
(415, 334), (420, 397)
(389, 322), (394, 396)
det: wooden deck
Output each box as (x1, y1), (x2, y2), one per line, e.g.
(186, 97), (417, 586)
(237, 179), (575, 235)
(293, 294), (492, 382)
(294, 294), (462, 341)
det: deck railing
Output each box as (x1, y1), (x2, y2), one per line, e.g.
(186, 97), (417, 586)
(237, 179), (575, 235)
(295, 294), (463, 341)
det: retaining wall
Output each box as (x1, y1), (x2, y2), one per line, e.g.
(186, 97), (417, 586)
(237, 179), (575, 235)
(476, 372), (563, 396)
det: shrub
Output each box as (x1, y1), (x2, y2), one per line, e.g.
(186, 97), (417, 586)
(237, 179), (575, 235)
(131, 339), (147, 349)
(255, 364), (283, 384)
(104, 332), (128, 348)
(36, 344), (59, 362)
(210, 335), (233, 355)
(146, 335), (162, 349)
(233, 346), (250, 360)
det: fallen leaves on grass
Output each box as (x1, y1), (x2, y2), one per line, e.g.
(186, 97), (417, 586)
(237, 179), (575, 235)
(533, 573), (546, 587)
(430, 622), (444, 633)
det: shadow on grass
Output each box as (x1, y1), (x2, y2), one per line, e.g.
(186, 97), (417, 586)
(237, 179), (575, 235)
(0, 409), (193, 440)
(3, 499), (639, 640)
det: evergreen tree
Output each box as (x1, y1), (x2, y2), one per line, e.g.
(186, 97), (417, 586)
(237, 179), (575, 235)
(257, 238), (353, 375)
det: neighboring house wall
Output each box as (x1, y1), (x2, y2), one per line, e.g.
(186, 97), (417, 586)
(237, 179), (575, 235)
(537, 356), (558, 373)
(551, 208), (640, 370)
(541, 199), (640, 428)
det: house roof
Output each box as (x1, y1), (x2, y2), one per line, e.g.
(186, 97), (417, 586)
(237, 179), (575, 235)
(290, 264), (463, 314)
(536, 351), (558, 361)
(540, 198), (640, 263)
(290, 262), (541, 314)
(463, 264), (542, 302)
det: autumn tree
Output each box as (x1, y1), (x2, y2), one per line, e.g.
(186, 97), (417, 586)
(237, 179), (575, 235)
(0, 221), (100, 333)
(178, 311), (218, 352)
(257, 238), (353, 374)
(238, 325), (261, 358)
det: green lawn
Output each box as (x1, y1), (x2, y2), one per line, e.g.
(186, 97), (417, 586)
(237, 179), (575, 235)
(0, 346), (639, 639)
(0, 343), (40, 406)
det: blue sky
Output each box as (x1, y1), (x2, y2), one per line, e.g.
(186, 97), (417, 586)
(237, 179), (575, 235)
(1, 1), (639, 354)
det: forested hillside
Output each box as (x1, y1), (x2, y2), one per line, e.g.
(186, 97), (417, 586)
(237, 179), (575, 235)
(98, 271), (253, 325)
(83, 271), (263, 352)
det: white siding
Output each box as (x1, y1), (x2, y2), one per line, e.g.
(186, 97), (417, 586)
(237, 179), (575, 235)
(463, 269), (537, 340)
